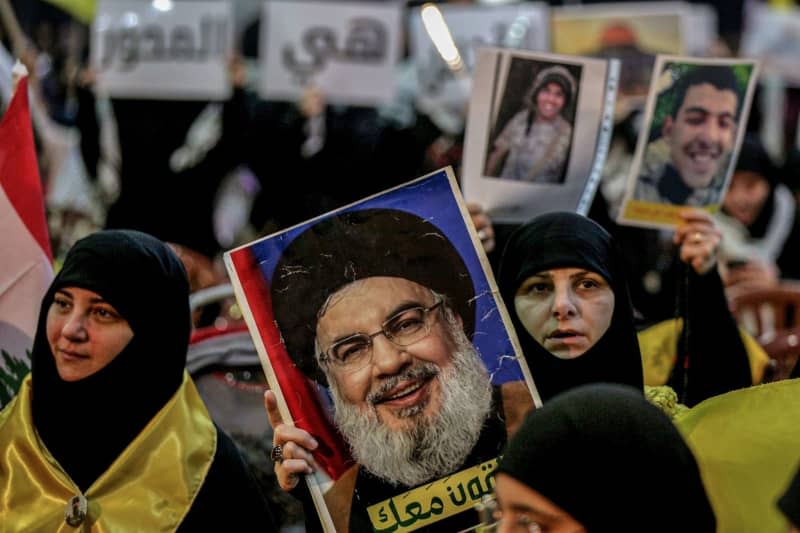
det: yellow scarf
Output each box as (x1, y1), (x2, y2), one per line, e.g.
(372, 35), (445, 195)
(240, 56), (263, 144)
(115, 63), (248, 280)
(0, 371), (215, 532)
(675, 379), (800, 533)
(638, 318), (770, 386)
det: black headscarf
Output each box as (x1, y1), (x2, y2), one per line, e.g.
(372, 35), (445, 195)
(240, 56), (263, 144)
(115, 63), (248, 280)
(497, 212), (643, 402)
(31, 230), (190, 491)
(779, 462), (800, 528)
(496, 383), (716, 532)
(730, 134), (781, 239)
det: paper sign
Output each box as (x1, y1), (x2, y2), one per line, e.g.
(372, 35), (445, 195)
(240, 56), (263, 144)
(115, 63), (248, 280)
(225, 167), (538, 532)
(91, 0), (233, 100)
(259, 0), (402, 105)
(462, 48), (618, 223)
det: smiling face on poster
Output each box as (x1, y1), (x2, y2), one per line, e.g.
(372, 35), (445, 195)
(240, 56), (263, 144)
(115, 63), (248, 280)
(462, 48), (618, 223)
(483, 60), (581, 184)
(225, 168), (538, 532)
(618, 56), (759, 229)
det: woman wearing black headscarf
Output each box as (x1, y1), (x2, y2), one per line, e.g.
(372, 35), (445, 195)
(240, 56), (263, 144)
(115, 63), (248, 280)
(494, 383), (716, 532)
(497, 212), (643, 403)
(0, 230), (274, 530)
(717, 134), (800, 288)
(497, 210), (752, 407)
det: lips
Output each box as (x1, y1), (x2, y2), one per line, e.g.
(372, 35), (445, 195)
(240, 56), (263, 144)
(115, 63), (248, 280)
(686, 142), (721, 172)
(56, 347), (89, 360)
(547, 328), (582, 339)
(372, 376), (432, 407)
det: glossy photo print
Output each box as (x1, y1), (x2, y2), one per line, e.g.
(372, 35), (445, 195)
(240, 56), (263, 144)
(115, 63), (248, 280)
(551, 2), (687, 120)
(462, 48), (617, 223)
(618, 56), (759, 229)
(225, 168), (538, 532)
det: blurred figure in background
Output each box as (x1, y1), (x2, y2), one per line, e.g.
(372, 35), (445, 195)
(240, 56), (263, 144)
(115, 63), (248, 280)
(716, 134), (800, 292)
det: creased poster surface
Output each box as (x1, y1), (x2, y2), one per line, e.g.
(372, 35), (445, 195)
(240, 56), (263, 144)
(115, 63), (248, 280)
(225, 168), (538, 532)
(618, 55), (759, 229)
(462, 48), (615, 223)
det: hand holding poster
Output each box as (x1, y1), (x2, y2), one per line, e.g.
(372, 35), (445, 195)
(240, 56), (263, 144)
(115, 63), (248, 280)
(225, 168), (538, 532)
(91, 0), (234, 100)
(462, 48), (618, 223)
(617, 56), (759, 229)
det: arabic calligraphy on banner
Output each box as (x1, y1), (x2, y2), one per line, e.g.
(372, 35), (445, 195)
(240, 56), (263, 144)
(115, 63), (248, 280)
(282, 18), (388, 85)
(91, 0), (233, 100)
(260, 0), (402, 106)
(366, 458), (497, 533)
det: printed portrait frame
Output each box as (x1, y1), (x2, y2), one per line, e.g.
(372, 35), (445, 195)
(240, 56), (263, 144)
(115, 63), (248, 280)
(225, 167), (539, 532)
(551, 2), (688, 120)
(462, 47), (616, 223)
(617, 55), (760, 229)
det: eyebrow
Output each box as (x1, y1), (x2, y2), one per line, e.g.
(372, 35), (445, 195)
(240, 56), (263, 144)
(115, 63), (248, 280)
(55, 289), (109, 305)
(507, 502), (560, 522)
(683, 106), (735, 119)
(532, 269), (596, 280)
(328, 300), (429, 344)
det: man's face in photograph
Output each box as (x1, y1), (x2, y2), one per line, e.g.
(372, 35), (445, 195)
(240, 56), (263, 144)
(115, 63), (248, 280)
(663, 82), (738, 189)
(315, 275), (492, 487)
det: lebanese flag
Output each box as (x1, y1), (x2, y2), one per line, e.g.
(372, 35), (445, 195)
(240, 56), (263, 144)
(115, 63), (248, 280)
(0, 76), (53, 407)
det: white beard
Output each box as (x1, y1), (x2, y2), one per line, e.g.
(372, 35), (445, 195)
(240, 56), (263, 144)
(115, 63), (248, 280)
(328, 323), (493, 487)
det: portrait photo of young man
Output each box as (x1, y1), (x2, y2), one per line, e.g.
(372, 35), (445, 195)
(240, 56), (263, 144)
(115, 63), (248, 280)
(634, 64), (747, 206)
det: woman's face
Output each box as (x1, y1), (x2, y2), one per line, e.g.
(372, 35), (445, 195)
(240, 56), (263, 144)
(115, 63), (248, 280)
(494, 474), (587, 533)
(514, 268), (614, 359)
(722, 170), (770, 227)
(536, 82), (566, 121)
(46, 286), (134, 382)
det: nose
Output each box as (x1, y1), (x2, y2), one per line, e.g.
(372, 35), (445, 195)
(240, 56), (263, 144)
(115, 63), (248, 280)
(371, 334), (411, 377)
(62, 312), (89, 342)
(697, 118), (722, 144)
(551, 284), (578, 319)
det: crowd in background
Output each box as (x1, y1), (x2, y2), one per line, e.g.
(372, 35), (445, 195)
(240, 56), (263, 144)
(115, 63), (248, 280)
(2, 0), (800, 531)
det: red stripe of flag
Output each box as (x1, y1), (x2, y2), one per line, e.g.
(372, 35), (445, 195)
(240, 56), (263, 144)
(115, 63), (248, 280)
(0, 76), (52, 262)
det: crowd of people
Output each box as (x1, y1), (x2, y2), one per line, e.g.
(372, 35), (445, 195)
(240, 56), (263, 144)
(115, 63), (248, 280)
(2, 0), (800, 531)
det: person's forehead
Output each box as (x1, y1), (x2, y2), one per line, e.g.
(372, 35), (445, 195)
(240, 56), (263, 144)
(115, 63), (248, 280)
(679, 83), (738, 114)
(732, 170), (769, 186)
(317, 276), (436, 331)
(329, 276), (433, 302)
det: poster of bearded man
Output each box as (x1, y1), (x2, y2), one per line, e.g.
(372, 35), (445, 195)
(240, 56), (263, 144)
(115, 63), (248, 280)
(225, 167), (538, 532)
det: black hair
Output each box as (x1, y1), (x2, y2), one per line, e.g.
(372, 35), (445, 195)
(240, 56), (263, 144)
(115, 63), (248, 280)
(671, 65), (743, 120)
